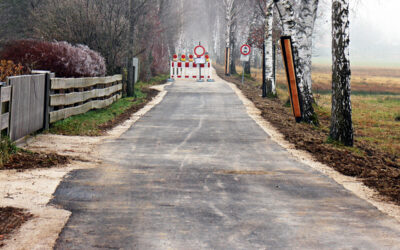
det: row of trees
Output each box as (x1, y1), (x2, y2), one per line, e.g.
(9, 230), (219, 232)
(0, 0), (353, 146)
(0, 0), (184, 80)
(209, 0), (353, 146)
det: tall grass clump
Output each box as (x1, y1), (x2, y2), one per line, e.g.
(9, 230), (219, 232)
(0, 137), (17, 167)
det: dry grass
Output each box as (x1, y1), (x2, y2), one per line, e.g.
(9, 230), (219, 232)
(234, 64), (400, 157)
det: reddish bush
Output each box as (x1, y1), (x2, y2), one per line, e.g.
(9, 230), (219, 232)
(0, 40), (106, 77)
(0, 60), (27, 82)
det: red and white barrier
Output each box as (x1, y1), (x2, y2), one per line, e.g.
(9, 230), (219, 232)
(169, 59), (213, 81)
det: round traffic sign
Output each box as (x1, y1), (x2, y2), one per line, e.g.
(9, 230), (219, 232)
(194, 45), (206, 57)
(240, 44), (251, 56)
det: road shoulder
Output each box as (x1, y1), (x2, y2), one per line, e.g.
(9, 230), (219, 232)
(217, 70), (400, 223)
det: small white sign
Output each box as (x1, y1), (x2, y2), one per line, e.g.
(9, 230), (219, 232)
(240, 54), (250, 62)
(195, 57), (206, 64)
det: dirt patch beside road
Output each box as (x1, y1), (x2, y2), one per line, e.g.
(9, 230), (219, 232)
(3, 152), (69, 171)
(215, 67), (400, 207)
(0, 207), (33, 247)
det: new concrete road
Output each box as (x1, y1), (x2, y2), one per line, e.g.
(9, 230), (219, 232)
(52, 76), (400, 249)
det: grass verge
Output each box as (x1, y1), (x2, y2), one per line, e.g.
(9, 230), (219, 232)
(48, 74), (168, 136)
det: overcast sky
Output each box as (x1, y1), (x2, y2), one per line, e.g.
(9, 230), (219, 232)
(313, 0), (400, 67)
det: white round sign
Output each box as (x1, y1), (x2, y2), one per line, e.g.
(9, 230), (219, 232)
(194, 45), (206, 57)
(240, 44), (251, 56)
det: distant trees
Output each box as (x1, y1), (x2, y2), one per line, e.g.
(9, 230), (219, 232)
(222, 0), (242, 75)
(330, 0), (353, 146)
(0, 0), (179, 80)
(0, 0), (42, 43)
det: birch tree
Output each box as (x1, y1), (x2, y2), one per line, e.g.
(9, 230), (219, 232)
(222, 0), (241, 75)
(297, 0), (319, 90)
(244, 11), (259, 74)
(330, 0), (353, 146)
(264, 0), (276, 96)
(275, 0), (319, 124)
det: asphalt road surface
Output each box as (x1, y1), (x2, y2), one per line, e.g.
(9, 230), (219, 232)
(53, 77), (400, 249)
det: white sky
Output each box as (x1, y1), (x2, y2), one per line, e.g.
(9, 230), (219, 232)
(313, 0), (400, 67)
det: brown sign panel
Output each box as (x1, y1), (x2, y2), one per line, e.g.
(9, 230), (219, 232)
(280, 36), (302, 123)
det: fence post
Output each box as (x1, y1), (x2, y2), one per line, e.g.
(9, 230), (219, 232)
(43, 73), (51, 130)
(0, 82), (3, 140)
(127, 58), (134, 97)
(0, 81), (11, 139)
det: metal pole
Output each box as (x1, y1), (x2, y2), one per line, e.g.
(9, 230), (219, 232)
(242, 62), (245, 84)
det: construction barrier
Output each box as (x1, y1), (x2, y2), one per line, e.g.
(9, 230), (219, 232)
(169, 57), (213, 82)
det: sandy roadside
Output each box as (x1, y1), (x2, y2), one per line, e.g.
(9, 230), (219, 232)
(0, 83), (171, 250)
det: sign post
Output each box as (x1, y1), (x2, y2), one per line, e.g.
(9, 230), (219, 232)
(240, 44), (251, 84)
(194, 44), (206, 82)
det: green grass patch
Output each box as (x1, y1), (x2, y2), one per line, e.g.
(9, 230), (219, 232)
(49, 74), (169, 136)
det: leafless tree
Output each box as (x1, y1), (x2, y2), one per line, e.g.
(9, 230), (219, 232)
(330, 0), (353, 146)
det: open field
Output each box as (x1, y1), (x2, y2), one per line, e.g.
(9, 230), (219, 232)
(235, 64), (400, 158)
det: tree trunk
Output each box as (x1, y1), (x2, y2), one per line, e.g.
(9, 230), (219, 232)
(244, 11), (258, 76)
(330, 0), (353, 146)
(297, 0), (319, 91)
(262, 43), (267, 97)
(278, 0), (318, 125)
(127, 0), (135, 97)
(264, 1), (276, 97)
(225, 2), (232, 75)
(230, 21), (237, 75)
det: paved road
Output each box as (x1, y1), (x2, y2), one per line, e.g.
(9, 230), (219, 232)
(53, 77), (400, 249)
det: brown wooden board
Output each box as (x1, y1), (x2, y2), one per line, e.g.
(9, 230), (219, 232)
(280, 37), (302, 122)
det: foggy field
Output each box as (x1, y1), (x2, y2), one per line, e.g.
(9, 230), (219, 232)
(235, 64), (400, 157)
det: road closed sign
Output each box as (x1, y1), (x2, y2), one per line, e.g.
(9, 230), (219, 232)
(194, 45), (206, 57)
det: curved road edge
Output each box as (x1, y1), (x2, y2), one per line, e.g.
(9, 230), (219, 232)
(217, 70), (400, 223)
(0, 82), (172, 250)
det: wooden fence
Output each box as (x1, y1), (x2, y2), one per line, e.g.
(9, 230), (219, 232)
(9, 75), (46, 141)
(0, 73), (122, 142)
(49, 75), (122, 123)
(0, 83), (12, 138)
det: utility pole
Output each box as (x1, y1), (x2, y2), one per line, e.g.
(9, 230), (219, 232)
(127, 0), (135, 97)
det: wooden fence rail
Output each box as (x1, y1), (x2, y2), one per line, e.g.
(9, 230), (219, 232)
(49, 75), (122, 123)
(0, 83), (11, 138)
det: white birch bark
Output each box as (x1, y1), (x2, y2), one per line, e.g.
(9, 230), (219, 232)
(330, 0), (353, 146)
(176, 0), (184, 53)
(264, 0), (276, 95)
(277, 0), (318, 124)
(297, 0), (319, 90)
(213, 17), (220, 59)
(224, 0), (234, 49)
